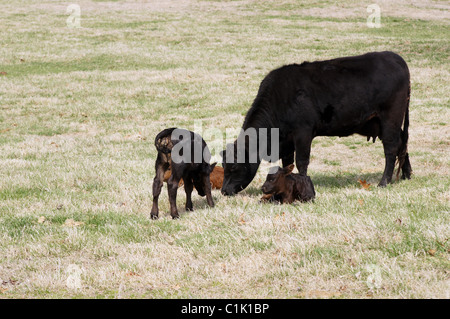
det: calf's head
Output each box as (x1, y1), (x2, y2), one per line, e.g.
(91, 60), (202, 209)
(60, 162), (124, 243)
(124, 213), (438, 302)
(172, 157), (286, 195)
(261, 164), (295, 195)
(192, 162), (217, 196)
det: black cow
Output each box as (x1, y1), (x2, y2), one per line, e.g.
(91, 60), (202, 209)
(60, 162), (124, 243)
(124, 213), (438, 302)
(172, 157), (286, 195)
(221, 51), (412, 195)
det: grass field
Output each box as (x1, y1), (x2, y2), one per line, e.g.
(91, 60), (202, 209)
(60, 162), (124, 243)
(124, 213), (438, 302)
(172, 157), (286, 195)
(0, 0), (449, 299)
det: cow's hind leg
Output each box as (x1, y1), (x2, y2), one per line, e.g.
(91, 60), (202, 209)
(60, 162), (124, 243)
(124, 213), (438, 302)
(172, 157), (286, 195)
(294, 133), (312, 176)
(379, 126), (402, 187)
(151, 156), (166, 219)
(401, 153), (412, 180)
(379, 86), (410, 187)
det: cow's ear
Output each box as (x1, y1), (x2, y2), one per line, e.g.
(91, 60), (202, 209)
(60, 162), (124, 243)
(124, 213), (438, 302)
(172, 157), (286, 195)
(283, 164), (295, 175)
(210, 162), (217, 171)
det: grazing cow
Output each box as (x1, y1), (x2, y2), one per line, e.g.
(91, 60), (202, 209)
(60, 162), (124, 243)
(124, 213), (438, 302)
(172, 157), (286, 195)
(151, 128), (216, 219)
(261, 164), (315, 204)
(221, 51), (412, 196)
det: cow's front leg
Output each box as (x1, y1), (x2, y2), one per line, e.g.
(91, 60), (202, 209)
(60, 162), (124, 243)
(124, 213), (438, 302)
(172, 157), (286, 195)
(379, 154), (396, 187)
(294, 133), (312, 176)
(379, 126), (402, 187)
(281, 152), (295, 168)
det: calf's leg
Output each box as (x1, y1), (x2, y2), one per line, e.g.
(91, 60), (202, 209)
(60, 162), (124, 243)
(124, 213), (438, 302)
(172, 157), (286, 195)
(202, 175), (214, 207)
(184, 178), (194, 212)
(150, 158), (166, 220)
(168, 173), (182, 219)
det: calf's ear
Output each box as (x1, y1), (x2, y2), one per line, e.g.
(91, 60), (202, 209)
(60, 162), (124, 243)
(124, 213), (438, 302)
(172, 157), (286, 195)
(210, 162), (217, 171)
(283, 164), (295, 175)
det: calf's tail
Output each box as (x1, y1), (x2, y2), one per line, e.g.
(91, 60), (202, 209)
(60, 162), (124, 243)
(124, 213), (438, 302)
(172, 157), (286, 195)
(155, 127), (177, 154)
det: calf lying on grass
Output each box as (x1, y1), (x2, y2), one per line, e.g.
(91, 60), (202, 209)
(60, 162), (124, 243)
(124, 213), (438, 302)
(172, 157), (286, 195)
(261, 164), (315, 204)
(151, 128), (216, 219)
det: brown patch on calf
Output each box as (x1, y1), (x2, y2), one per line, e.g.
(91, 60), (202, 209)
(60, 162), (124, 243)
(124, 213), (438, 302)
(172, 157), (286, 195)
(163, 165), (184, 187)
(151, 128), (215, 219)
(163, 165), (224, 189)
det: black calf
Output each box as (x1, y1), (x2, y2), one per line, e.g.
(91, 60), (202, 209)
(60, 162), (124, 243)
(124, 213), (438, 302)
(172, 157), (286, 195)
(151, 128), (216, 219)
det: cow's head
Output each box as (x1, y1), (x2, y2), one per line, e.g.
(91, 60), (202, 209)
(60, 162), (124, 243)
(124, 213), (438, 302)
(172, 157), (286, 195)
(220, 143), (258, 196)
(261, 164), (294, 195)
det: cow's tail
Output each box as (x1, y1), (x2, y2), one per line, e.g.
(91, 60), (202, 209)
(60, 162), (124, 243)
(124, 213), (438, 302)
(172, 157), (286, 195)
(155, 127), (177, 154)
(396, 83), (410, 180)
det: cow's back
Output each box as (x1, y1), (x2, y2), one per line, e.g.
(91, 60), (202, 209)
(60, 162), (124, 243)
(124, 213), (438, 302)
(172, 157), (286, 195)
(247, 51), (410, 137)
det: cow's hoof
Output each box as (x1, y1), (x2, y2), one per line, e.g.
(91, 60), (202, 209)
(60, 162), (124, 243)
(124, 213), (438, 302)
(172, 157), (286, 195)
(171, 214), (180, 220)
(150, 213), (159, 220)
(378, 181), (387, 188)
(401, 173), (412, 180)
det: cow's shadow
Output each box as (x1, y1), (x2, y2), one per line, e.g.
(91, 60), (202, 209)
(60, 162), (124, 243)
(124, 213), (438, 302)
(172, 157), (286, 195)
(310, 172), (383, 189)
(240, 172), (383, 197)
(177, 172), (384, 210)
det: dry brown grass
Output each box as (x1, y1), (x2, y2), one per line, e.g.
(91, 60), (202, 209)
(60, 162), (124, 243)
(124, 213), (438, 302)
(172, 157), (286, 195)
(0, 0), (448, 299)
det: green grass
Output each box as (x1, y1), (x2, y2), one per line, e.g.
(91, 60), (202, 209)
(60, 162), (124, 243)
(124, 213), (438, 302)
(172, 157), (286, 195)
(0, 0), (448, 299)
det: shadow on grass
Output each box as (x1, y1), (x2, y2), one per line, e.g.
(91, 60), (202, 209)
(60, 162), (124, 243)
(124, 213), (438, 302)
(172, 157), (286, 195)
(241, 186), (263, 197)
(181, 171), (398, 203)
(169, 192), (222, 218)
(311, 172), (383, 189)
(239, 172), (385, 198)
